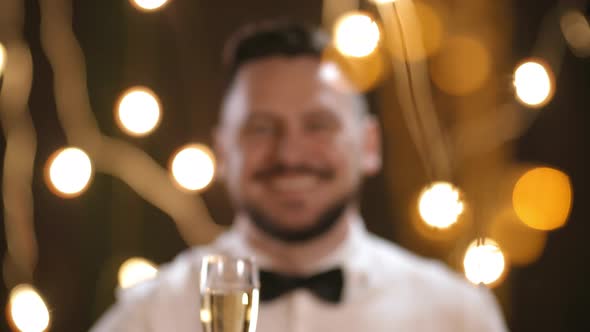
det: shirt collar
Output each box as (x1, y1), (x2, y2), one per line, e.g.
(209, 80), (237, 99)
(211, 217), (375, 298)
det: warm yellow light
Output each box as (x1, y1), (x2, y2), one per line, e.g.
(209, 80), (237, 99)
(418, 182), (464, 229)
(334, 12), (381, 58)
(170, 144), (216, 191)
(430, 35), (491, 96)
(463, 238), (506, 286)
(371, 0), (397, 3)
(0, 43), (6, 77)
(386, 1), (446, 62)
(413, 1), (445, 59)
(320, 45), (387, 93)
(513, 60), (554, 107)
(489, 208), (547, 266)
(46, 147), (93, 197)
(512, 167), (572, 231)
(560, 10), (590, 57)
(130, 0), (169, 11)
(118, 257), (158, 289)
(200, 308), (211, 323)
(8, 284), (50, 332)
(116, 87), (162, 136)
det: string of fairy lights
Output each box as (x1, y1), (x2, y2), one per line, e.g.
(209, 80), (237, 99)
(0, 0), (587, 330)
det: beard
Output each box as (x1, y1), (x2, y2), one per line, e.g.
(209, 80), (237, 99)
(242, 192), (357, 243)
(235, 161), (360, 243)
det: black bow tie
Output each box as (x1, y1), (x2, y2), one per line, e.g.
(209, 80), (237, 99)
(259, 268), (344, 304)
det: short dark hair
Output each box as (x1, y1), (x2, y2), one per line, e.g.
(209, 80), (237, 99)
(219, 20), (371, 119)
(222, 20), (330, 83)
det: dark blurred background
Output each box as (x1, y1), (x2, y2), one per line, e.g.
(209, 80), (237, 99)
(0, 0), (589, 331)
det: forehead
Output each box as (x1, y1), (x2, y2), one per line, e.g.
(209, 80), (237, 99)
(222, 56), (357, 125)
(240, 56), (322, 104)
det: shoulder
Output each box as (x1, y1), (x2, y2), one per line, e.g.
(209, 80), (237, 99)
(363, 233), (488, 300)
(115, 246), (206, 305)
(90, 246), (210, 331)
(363, 234), (507, 329)
(117, 230), (242, 303)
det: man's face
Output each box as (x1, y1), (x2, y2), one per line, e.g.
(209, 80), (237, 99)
(216, 56), (380, 235)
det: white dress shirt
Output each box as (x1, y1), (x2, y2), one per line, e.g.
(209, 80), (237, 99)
(90, 220), (508, 332)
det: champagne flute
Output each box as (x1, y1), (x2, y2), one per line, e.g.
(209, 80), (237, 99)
(200, 255), (260, 332)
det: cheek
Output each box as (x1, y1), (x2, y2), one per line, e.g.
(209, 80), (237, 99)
(335, 149), (366, 190)
(329, 136), (364, 168)
(236, 143), (272, 178)
(224, 152), (244, 193)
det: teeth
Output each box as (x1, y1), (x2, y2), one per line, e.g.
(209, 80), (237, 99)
(270, 175), (318, 191)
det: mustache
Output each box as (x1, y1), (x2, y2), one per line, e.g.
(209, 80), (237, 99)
(252, 164), (334, 181)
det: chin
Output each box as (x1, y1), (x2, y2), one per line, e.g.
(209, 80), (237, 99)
(243, 193), (352, 243)
(264, 214), (320, 231)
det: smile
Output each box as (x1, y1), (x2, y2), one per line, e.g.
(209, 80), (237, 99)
(268, 174), (320, 192)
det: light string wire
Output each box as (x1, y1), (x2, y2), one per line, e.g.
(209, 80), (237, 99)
(0, 0), (38, 286)
(38, 0), (223, 247)
(375, 1), (453, 182)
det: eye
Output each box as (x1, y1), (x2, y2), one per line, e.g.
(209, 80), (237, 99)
(306, 120), (330, 132)
(304, 113), (338, 133)
(242, 117), (278, 137)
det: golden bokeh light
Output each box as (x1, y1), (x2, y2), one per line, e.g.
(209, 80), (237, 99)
(430, 35), (491, 96)
(333, 12), (381, 58)
(418, 182), (465, 229)
(8, 284), (50, 332)
(0, 43), (6, 77)
(560, 10), (590, 57)
(170, 144), (216, 191)
(200, 308), (212, 323)
(118, 257), (158, 289)
(463, 238), (506, 286)
(513, 60), (554, 107)
(489, 208), (547, 266)
(320, 45), (387, 93)
(412, 1), (445, 59)
(512, 167), (573, 231)
(116, 87), (162, 137)
(45, 147), (93, 197)
(130, 0), (170, 11)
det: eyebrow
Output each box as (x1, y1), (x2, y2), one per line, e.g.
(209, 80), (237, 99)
(243, 111), (279, 122)
(302, 107), (338, 118)
(245, 107), (344, 125)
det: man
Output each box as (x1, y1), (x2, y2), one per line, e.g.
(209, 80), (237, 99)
(91, 21), (507, 331)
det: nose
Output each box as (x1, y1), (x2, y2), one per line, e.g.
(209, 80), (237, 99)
(275, 127), (308, 166)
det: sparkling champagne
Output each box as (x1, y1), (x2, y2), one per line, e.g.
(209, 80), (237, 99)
(200, 288), (259, 332)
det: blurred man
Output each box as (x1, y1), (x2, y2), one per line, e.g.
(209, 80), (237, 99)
(91, 21), (507, 332)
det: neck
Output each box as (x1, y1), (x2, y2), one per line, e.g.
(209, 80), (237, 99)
(235, 208), (359, 275)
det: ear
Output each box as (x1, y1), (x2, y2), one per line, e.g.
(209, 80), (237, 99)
(361, 115), (382, 176)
